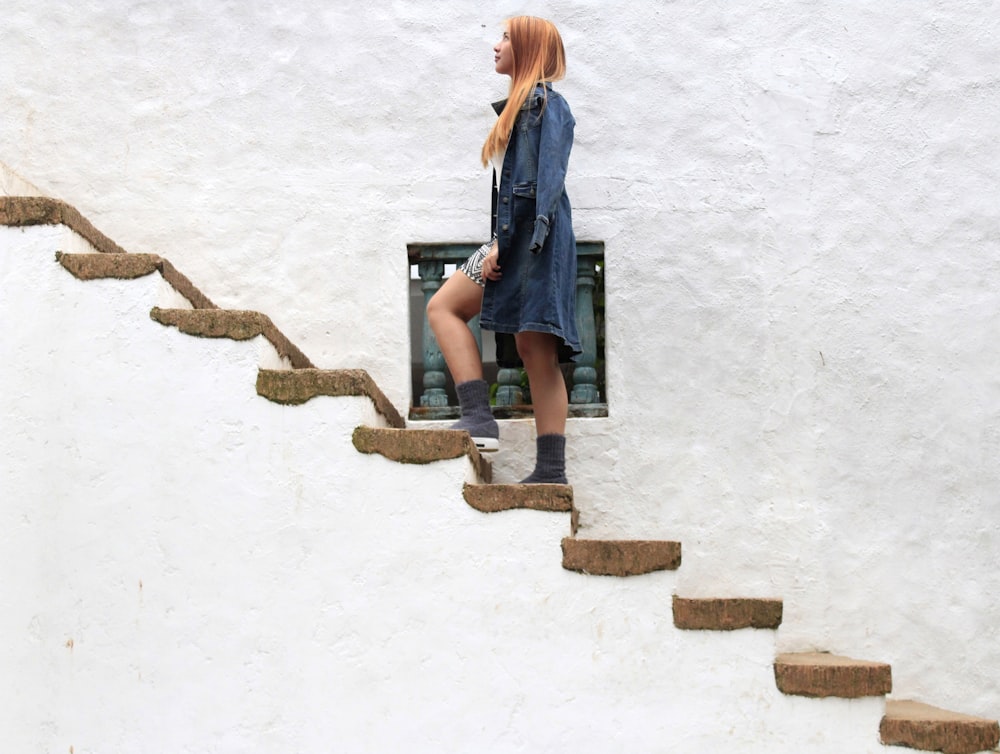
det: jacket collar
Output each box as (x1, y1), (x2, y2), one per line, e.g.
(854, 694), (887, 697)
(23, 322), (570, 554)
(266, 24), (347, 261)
(491, 82), (553, 115)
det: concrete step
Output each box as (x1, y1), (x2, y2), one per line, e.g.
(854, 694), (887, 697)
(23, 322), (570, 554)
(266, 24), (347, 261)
(150, 307), (313, 368)
(774, 652), (892, 698)
(561, 538), (681, 576)
(351, 426), (492, 482)
(56, 251), (217, 309)
(462, 482), (572, 513)
(672, 596), (783, 630)
(880, 700), (1000, 754)
(256, 368), (405, 428)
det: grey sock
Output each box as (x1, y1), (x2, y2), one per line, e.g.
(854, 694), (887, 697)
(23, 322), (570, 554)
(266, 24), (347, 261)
(520, 433), (568, 484)
(449, 379), (499, 439)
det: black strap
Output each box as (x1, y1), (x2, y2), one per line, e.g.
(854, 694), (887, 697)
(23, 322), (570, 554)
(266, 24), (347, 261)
(491, 168), (498, 238)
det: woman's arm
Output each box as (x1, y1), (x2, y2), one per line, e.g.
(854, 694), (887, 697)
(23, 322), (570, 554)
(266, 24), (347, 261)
(530, 93), (575, 253)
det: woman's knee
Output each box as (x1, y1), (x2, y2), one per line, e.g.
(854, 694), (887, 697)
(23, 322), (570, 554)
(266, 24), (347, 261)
(426, 291), (448, 326)
(427, 288), (462, 328)
(515, 331), (558, 369)
(428, 275), (482, 327)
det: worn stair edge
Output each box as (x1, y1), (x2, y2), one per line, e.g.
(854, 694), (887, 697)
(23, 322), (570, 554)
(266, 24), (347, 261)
(561, 538), (681, 577)
(56, 251), (160, 279)
(672, 595), (783, 631)
(880, 700), (1000, 754)
(56, 251), (219, 309)
(774, 652), (892, 698)
(157, 258), (218, 310)
(150, 307), (314, 368)
(257, 368), (404, 428)
(57, 252), (219, 310)
(462, 482), (572, 513)
(1, 195), (129, 255)
(352, 426), (491, 483)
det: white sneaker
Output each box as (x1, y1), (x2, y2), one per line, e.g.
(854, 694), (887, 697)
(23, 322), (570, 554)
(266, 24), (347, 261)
(471, 436), (499, 452)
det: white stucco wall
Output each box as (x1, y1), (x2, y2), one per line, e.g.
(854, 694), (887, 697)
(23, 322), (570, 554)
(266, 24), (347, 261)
(2, 224), (901, 753)
(2, 0), (999, 736)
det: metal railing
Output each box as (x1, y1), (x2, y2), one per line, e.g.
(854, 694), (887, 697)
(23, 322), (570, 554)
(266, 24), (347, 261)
(407, 241), (606, 420)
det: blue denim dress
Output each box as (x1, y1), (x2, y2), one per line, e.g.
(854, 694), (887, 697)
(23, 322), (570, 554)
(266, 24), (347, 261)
(480, 84), (582, 366)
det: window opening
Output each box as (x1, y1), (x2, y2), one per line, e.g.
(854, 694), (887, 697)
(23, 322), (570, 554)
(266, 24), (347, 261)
(407, 241), (607, 420)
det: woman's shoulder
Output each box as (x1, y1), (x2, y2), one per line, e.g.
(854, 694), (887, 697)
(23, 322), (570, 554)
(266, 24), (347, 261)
(525, 83), (566, 108)
(541, 86), (573, 123)
(536, 82), (565, 98)
(543, 85), (571, 108)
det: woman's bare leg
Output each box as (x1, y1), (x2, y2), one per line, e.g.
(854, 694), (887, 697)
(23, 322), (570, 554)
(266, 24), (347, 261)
(427, 272), (486, 383)
(427, 271), (499, 450)
(515, 331), (569, 484)
(515, 331), (567, 435)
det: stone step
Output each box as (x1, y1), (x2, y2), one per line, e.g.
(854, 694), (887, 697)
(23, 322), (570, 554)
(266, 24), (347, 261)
(462, 482), (572, 513)
(2, 195), (128, 254)
(57, 250), (160, 279)
(150, 307), (313, 368)
(351, 426), (491, 482)
(672, 596), (783, 631)
(256, 368), (404, 428)
(774, 652), (892, 698)
(880, 700), (1000, 754)
(561, 538), (681, 577)
(57, 251), (217, 309)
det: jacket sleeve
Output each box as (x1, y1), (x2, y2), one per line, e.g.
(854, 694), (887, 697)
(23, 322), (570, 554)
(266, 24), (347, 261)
(530, 95), (575, 253)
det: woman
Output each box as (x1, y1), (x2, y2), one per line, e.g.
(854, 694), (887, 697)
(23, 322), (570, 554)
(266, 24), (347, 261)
(426, 16), (580, 484)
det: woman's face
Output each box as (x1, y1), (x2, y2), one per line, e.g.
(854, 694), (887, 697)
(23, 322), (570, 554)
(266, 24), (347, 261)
(494, 29), (513, 75)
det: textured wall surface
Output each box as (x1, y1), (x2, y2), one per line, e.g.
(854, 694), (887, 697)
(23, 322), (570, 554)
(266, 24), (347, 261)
(2, 224), (901, 753)
(2, 0), (999, 734)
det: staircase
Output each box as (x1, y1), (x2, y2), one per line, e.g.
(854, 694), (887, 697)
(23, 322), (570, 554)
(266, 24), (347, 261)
(2, 196), (996, 753)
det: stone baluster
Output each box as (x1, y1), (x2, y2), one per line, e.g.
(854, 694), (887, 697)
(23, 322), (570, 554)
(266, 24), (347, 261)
(468, 313), (483, 356)
(495, 365), (524, 406)
(570, 254), (600, 404)
(494, 332), (524, 405)
(417, 260), (448, 407)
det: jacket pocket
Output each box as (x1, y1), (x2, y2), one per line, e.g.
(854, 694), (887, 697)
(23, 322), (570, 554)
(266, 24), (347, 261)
(512, 182), (538, 228)
(512, 182), (537, 199)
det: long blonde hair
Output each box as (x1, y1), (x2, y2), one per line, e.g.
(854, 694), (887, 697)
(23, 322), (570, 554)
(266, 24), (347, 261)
(481, 16), (566, 167)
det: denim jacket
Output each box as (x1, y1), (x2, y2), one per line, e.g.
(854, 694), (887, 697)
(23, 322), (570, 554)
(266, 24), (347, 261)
(480, 83), (582, 365)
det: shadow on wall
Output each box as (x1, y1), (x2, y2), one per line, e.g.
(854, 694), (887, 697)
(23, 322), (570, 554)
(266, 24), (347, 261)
(1, 162), (45, 197)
